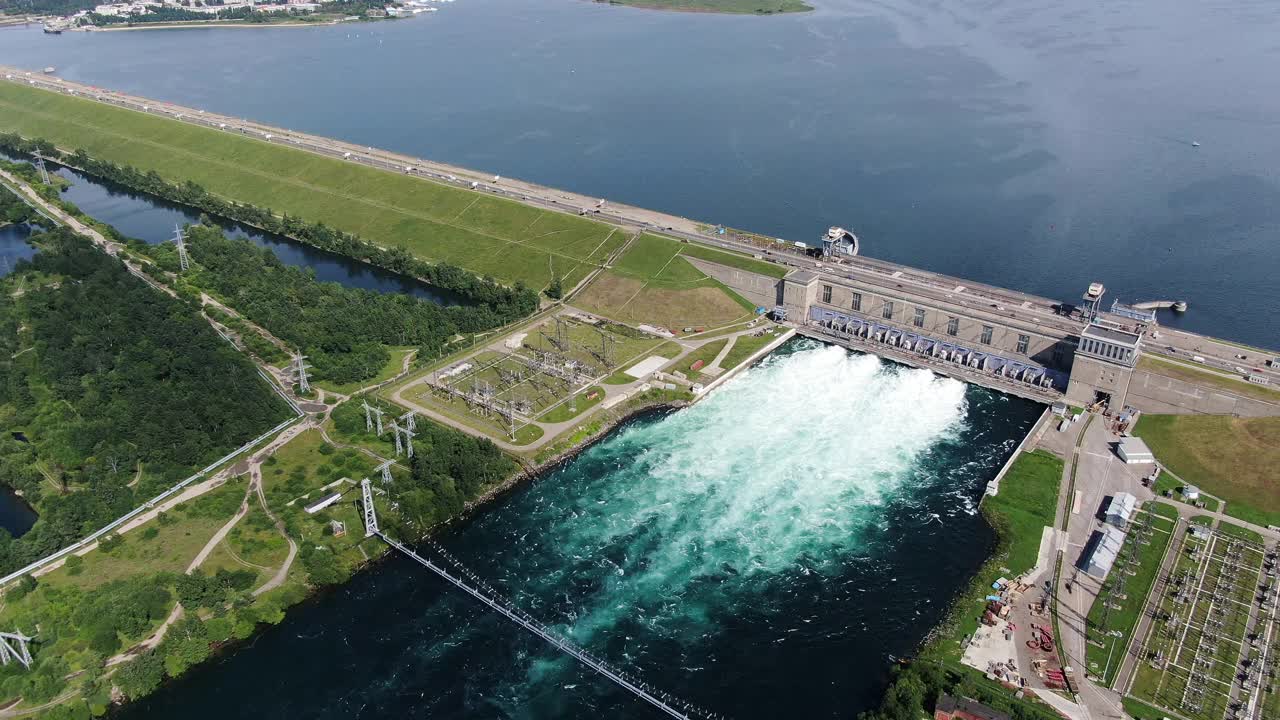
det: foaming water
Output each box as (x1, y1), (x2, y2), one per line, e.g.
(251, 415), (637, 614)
(117, 339), (1042, 719)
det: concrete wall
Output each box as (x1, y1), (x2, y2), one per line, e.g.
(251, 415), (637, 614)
(682, 256), (781, 309)
(806, 277), (1074, 369)
(1065, 355), (1135, 408)
(1126, 370), (1280, 417)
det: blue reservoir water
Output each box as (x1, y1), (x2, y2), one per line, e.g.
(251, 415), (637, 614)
(1, 0), (1277, 346)
(116, 340), (1043, 719)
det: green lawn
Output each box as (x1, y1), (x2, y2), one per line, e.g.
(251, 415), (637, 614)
(924, 449), (1064, 661)
(1133, 414), (1280, 527)
(538, 386), (606, 423)
(575, 232), (768, 331)
(717, 329), (780, 371)
(1215, 521), (1264, 544)
(0, 81), (624, 291)
(1152, 470), (1221, 512)
(1084, 502), (1179, 686)
(599, 0), (812, 15)
(665, 339), (727, 377)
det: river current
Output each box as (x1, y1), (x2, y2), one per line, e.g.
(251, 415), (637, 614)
(117, 340), (1041, 718)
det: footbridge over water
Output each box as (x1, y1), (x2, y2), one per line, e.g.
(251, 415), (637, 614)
(358, 480), (720, 720)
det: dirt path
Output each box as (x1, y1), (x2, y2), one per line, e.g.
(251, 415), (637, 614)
(250, 463), (297, 597)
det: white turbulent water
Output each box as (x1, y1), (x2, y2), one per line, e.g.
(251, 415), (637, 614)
(114, 339), (1039, 720)
(504, 341), (972, 645)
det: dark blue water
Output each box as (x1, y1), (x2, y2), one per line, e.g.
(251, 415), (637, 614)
(2, 0), (1278, 346)
(0, 223), (38, 278)
(46, 162), (461, 302)
(116, 341), (1043, 719)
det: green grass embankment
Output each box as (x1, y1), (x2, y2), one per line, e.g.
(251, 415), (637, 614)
(1133, 414), (1280, 527)
(924, 449), (1064, 662)
(0, 81), (623, 291)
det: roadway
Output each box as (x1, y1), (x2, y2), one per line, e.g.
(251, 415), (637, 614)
(3, 66), (1276, 387)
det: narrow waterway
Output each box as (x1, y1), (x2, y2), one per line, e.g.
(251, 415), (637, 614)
(116, 339), (1042, 719)
(3, 153), (460, 302)
(0, 224), (39, 537)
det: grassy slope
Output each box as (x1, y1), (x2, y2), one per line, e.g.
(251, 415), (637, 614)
(0, 82), (623, 291)
(1133, 414), (1280, 526)
(576, 233), (756, 330)
(601, 0), (812, 14)
(925, 449), (1064, 661)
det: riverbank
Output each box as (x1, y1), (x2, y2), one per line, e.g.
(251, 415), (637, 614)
(80, 18), (356, 31)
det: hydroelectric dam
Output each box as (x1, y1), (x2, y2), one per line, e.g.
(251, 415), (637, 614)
(5, 67), (1278, 419)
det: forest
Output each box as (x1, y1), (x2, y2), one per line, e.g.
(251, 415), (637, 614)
(0, 228), (292, 575)
(0, 184), (40, 227)
(174, 225), (516, 385)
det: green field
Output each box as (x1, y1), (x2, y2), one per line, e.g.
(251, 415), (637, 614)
(576, 233), (757, 331)
(0, 81), (625, 291)
(598, 0), (812, 14)
(1134, 414), (1280, 527)
(717, 328), (781, 371)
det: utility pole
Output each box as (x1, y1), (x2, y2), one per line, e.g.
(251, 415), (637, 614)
(33, 154), (50, 185)
(0, 630), (34, 669)
(173, 224), (191, 272)
(293, 353), (311, 395)
(362, 400), (385, 435)
(375, 458), (394, 486)
(360, 478), (378, 538)
(398, 410), (416, 433)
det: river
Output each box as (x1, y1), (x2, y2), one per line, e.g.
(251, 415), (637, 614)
(116, 339), (1042, 719)
(2, 0), (1278, 347)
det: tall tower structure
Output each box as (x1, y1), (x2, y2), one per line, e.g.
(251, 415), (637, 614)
(173, 225), (191, 272)
(293, 353), (311, 395)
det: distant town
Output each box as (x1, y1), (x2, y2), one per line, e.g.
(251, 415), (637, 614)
(27, 0), (450, 32)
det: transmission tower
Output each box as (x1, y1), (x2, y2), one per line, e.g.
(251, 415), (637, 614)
(172, 224), (191, 272)
(0, 631), (34, 669)
(33, 154), (50, 185)
(375, 459), (394, 486)
(391, 421), (415, 458)
(398, 410), (416, 433)
(362, 401), (385, 435)
(360, 478), (378, 538)
(293, 353), (311, 395)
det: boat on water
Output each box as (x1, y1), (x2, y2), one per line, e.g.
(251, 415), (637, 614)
(42, 24), (62, 34)
(1191, 141), (1201, 147)
(42, 66), (56, 74)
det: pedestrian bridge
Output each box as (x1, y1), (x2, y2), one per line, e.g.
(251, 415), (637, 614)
(359, 479), (722, 719)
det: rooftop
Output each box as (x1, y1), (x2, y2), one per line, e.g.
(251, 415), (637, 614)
(1082, 322), (1142, 348)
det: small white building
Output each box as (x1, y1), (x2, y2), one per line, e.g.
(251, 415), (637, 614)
(1183, 484), (1201, 501)
(303, 491), (342, 514)
(1105, 492), (1137, 528)
(1117, 436), (1155, 464)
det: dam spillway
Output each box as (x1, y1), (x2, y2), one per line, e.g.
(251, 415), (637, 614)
(114, 339), (1043, 719)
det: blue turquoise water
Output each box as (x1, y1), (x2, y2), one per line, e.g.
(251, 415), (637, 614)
(117, 340), (1042, 718)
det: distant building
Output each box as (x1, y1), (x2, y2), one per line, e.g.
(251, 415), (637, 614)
(1117, 436), (1154, 464)
(365, 6), (386, 15)
(934, 695), (1011, 720)
(1105, 492), (1137, 527)
(303, 491), (342, 514)
(1082, 524), (1127, 579)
